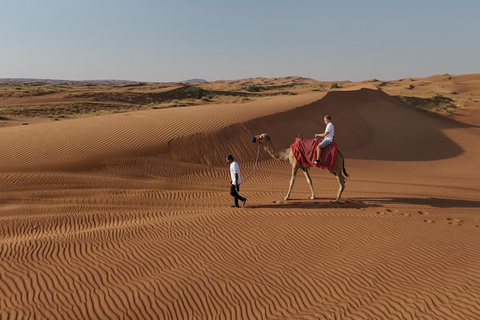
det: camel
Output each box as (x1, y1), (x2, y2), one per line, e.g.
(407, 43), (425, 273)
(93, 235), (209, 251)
(253, 133), (349, 202)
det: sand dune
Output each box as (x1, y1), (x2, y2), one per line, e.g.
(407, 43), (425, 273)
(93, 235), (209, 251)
(1, 75), (480, 319)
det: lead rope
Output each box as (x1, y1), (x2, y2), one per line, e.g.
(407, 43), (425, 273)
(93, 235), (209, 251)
(242, 144), (261, 183)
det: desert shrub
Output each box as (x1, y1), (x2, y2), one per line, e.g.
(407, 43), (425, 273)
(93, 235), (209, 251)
(245, 85), (262, 92)
(445, 107), (455, 114)
(330, 83), (339, 89)
(185, 86), (204, 99)
(284, 91), (297, 95)
(397, 96), (408, 104)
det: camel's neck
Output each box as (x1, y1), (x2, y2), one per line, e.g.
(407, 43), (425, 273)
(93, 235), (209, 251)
(263, 141), (290, 162)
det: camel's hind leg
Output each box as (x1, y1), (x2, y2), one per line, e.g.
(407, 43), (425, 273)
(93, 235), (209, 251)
(284, 165), (300, 200)
(333, 173), (347, 203)
(301, 168), (315, 200)
(331, 151), (347, 202)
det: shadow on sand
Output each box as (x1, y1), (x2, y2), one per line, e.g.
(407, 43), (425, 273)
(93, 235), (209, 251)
(374, 197), (480, 209)
(249, 198), (380, 210)
(248, 196), (480, 210)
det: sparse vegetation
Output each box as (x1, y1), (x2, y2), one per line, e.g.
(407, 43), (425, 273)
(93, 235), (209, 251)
(0, 85), (65, 98)
(245, 85), (262, 92)
(185, 86), (205, 99)
(3, 77), (469, 121)
(395, 95), (457, 116)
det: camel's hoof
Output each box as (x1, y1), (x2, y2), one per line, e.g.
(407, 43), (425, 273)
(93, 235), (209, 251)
(283, 197), (289, 201)
(309, 196), (315, 200)
(331, 200), (339, 203)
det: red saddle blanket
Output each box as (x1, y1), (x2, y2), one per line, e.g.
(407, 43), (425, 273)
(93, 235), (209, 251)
(290, 137), (337, 170)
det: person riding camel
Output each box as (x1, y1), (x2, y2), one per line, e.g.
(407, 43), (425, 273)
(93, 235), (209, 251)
(314, 115), (334, 165)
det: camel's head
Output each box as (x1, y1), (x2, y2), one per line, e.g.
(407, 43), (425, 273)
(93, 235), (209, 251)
(251, 133), (270, 146)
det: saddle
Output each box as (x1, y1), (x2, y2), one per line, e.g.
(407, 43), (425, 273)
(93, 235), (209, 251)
(290, 136), (337, 170)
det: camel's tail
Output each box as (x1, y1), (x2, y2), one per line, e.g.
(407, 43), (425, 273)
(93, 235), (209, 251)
(343, 166), (349, 178)
(339, 150), (349, 177)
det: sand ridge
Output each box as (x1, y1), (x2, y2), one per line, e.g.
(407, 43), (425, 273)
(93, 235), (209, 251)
(1, 75), (480, 319)
(0, 91), (324, 171)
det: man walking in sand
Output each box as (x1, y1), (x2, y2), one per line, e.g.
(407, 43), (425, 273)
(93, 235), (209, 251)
(226, 154), (247, 208)
(314, 115), (334, 165)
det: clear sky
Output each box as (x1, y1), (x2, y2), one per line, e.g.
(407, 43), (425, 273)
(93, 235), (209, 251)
(1, 0), (479, 82)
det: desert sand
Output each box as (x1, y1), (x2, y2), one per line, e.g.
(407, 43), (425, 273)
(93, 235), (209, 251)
(1, 75), (480, 319)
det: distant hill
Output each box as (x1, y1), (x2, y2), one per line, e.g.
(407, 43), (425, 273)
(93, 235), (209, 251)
(0, 78), (211, 85)
(0, 78), (142, 85)
(181, 79), (208, 83)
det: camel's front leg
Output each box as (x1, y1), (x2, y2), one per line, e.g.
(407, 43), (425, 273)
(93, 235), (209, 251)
(302, 168), (315, 199)
(284, 166), (300, 200)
